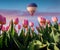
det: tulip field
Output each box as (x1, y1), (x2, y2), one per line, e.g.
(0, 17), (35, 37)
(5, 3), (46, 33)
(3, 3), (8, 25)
(0, 15), (60, 50)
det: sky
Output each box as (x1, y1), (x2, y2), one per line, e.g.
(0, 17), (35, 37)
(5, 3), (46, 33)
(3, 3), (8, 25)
(0, 0), (60, 28)
(0, 0), (60, 12)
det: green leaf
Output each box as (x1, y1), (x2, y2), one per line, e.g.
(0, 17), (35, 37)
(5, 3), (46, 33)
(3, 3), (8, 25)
(18, 28), (26, 45)
(51, 27), (60, 43)
(54, 45), (59, 50)
(53, 22), (58, 29)
(28, 40), (47, 50)
(0, 35), (2, 48)
(12, 37), (23, 50)
(2, 31), (8, 48)
(9, 20), (15, 37)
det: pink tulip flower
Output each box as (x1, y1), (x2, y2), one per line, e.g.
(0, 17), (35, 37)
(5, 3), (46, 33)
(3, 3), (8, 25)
(38, 16), (46, 25)
(22, 19), (28, 28)
(14, 18), (19, 25)
(0, 25), (2, 30)
(0, 15), (3, 24)
(29, 22), (34, 27)
(52, 16), (58, 22)
(36, 26), (39, 30)
(2, 26), (6, 31)
(46, 19), (50, 24)
(2, 17), (6, 25)
(6, 26), (9, 31)
(18, 24), (21, 30)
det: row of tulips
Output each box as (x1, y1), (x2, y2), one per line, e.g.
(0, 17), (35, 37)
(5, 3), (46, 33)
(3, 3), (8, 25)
(0, 15), (60, 50)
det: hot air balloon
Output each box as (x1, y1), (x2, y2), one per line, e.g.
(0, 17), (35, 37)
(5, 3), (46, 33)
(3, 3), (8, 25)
(27, 3), (37, 16)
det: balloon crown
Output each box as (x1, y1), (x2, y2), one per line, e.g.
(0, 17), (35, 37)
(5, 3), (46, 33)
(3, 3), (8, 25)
(28, 3), (37, 7)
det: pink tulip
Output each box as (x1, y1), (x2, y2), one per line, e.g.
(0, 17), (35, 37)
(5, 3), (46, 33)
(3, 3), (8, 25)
(29, 22), (34, 27)
(2, 17), (6, 25)
(36, 26), (39, 30)
(38, 16), (46, 25)
(40, 22), (44, 26)
(2, 26), (6, 31)
(14, 18), (19, 25)
(46, 19), (50, 24)
(22, 19), (28, 28)
(0, 15), (6, 25)
(6, 26), (9, 31)
(0, 15), (3, 24)
(52, 16), (58, 22)
(18, 24), (21, 30)
(0, 25), (3, 30)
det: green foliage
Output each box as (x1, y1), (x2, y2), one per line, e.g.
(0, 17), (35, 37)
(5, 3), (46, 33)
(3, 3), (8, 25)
(27, 40), (47, 50)
(0, 21), (60, 50)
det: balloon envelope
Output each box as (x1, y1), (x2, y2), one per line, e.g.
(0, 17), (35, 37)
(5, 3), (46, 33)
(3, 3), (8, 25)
(27, 3), (37, 16)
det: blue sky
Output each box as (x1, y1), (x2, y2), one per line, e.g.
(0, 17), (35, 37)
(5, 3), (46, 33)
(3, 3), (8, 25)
(0, 0), (60, 12)
(0, 0), (60, 32)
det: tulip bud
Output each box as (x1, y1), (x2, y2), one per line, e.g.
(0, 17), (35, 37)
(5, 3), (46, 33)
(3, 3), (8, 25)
(52, 16), (58, 22)
(22, 19), (28, 28)
(2, 17), (6, 25)
(0, 15), (3, 24)
(0, 15), (6, 25)
(6, 26), (9, 31)
(2, 26), (6, 31)
(29, 22), (34, 27)
(46, 19), (50, 24)
(0, 25), (3, 30)
(36, 26), (39, 30)
(14, 18), (19, 25)
(37, 16), (46, 26)
(40, 23), (44, 27)
(18, 24), (21, 30)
